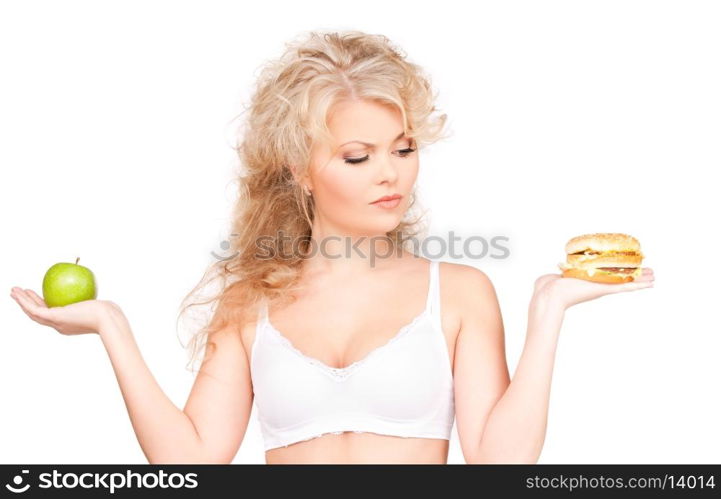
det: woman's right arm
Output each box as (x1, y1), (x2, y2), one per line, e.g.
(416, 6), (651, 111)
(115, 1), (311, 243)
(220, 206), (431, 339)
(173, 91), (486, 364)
(98, 303), (254, 464)
(10, 288), (253, 464)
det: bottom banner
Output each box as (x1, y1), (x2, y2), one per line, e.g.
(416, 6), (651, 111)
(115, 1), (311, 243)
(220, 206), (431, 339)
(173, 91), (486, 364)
(0, 464), (718, 498)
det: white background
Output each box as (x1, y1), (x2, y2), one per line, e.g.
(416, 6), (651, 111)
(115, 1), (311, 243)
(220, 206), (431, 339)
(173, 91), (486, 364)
(1, 0), (719, 464)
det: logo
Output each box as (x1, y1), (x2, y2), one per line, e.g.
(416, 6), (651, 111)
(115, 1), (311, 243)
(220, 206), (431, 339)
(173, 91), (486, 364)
(5, 469), (30, 494)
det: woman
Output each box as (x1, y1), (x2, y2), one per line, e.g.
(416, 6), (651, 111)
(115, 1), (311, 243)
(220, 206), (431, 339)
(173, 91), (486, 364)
(9, 30), (654, 464)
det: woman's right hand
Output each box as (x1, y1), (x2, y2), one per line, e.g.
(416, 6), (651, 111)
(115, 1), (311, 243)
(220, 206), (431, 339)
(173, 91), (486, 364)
(9, 287), (117, 336)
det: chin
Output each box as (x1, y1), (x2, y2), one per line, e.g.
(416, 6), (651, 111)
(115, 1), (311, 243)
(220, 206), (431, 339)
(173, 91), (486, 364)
(357, 218), (403, 238)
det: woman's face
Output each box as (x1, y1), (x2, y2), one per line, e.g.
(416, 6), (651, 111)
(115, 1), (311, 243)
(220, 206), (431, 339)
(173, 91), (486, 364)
(305, 99), (419, 238)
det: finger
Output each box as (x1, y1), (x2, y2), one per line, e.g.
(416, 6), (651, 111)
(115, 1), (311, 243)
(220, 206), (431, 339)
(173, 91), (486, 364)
(11, 288), (31, 309)
(12, 289), (53, 322)
(26, 289), (54, 313)
(25, 289), (47, 308)
(11, 289), (38, 320)
(635, 268), (655, 283)
(14, 289), (41, 314)
(612, 280), (654, 293)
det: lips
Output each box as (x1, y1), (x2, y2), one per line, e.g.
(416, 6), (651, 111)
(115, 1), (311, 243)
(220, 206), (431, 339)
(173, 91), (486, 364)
(371, 194), (402, 204)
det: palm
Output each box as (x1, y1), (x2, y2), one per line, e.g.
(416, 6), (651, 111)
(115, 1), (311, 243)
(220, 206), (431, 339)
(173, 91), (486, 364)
(534, 268), (655, 309)
(10, 287), (110, 336)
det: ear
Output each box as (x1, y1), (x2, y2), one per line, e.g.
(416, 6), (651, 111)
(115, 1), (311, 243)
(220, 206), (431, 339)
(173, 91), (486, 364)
(288, 164), (313, 190)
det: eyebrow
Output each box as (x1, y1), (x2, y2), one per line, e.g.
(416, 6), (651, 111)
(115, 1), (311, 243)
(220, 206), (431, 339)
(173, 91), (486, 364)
(339, 130), (407, 148)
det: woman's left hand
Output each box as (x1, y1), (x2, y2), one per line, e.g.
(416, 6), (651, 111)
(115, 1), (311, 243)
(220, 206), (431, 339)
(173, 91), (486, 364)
(532, 268), (655, 311)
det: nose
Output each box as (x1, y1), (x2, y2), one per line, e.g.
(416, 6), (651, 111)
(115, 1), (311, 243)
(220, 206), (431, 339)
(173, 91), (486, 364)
(375, 152), (399, 184)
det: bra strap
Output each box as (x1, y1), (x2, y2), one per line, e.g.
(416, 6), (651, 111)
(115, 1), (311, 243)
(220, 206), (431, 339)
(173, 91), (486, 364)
(425, 260), (439, 312)
(426, 260), (443, 332)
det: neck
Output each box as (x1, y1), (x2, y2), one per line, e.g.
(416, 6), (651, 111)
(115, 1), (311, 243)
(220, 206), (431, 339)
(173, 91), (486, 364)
(301, 225), (405, 277)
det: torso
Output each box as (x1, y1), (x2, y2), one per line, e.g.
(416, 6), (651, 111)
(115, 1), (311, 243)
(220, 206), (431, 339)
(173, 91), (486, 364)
(239, 253), (462, 464)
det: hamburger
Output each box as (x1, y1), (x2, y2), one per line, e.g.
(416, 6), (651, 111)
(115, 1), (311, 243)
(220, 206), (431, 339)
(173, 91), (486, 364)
(558, 233), (644, 283)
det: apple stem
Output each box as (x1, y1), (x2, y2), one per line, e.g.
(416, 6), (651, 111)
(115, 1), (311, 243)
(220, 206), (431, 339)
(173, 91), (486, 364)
(76, 257), (80, 265)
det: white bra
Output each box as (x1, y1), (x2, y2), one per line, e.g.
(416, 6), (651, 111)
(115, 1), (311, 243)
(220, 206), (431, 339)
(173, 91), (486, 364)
(249, 259), (455, 451)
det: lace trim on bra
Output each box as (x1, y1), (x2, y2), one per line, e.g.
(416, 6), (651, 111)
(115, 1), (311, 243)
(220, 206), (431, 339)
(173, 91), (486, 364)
(264, 309), (430, 382)
(278, 430), (415, 448)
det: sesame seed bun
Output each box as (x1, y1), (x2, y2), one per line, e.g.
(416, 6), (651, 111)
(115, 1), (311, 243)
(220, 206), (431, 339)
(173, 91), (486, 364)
(565, 233), (641, 255)
(559, 233), (644, 283)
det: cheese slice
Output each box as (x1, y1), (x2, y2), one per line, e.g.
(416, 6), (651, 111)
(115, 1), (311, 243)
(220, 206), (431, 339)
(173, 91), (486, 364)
(559, 260), (644, 279)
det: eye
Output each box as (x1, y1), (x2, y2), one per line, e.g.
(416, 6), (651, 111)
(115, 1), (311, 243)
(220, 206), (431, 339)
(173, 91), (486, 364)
(344, 147), (416, 165)
(344, 155), (369, 165)
(397, 147), (416, 157)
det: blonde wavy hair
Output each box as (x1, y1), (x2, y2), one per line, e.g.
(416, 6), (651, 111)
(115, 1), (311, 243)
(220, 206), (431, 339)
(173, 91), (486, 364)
(176, 30), (449, 373)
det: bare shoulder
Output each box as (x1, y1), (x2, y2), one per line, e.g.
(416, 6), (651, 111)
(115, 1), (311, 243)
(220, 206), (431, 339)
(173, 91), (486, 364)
(438, 261), (501, 331)
(424, 260), (496, 344)
(439, 261), (496, 299)
(238, 317), (257, 358)
(203, 301), (264, 367)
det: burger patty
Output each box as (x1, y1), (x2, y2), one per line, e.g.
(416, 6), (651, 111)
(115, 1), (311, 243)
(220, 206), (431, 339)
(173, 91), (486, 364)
(597, 267), (638, 274)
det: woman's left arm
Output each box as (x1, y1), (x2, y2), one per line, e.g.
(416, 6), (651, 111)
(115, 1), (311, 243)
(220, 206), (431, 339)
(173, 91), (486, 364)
(454, 266), (654, 464)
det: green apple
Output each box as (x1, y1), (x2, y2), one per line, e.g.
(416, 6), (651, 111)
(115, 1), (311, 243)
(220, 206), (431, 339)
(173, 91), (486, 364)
(42, 257), (98, 307)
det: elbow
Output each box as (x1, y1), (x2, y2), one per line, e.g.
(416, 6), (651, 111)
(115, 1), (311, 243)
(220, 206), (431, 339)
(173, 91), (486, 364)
(145, 448), (230, 465)
(468, 439), (544, 464)
(468, 452), (540, 465)
(147, 455), (230, 465)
